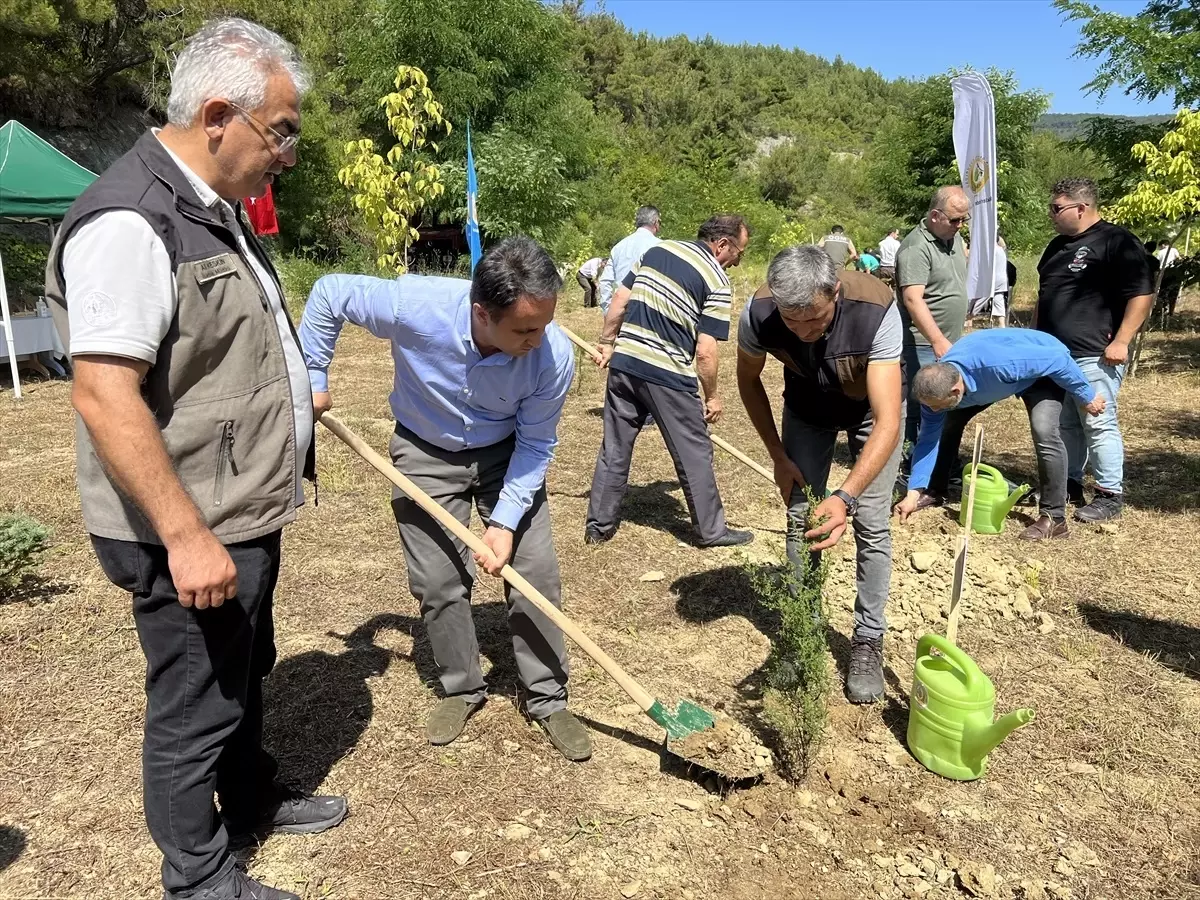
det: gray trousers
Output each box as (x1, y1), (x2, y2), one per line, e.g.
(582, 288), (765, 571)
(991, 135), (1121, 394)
(782, 404), (905, 641)
(586, 368), (727, 544)
(927, 378), (1067, 519)
(389, 423), (568, 718)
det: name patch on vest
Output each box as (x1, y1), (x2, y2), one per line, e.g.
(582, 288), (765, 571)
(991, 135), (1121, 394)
(195, 254), (239, 284)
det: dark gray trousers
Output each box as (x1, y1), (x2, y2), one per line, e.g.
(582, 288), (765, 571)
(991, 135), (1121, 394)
(389, 422), (569, 718)
(585, 368), (728, 544)
(91, 532), (281, 895)
(928, 378), (1068, 519)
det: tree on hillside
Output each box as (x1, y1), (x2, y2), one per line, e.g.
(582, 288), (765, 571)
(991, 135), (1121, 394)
(1057, 0), (1200, 108)
(868, 70), (1053, 251)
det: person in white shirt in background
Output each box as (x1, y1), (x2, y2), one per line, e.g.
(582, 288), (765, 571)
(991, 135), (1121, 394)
(970, 234), (1009, 328)
(598, 205), (661, 314)
(576, 255), (607, 308)
(877, 227), (901, 286)
(1156, 240), (1180, 268)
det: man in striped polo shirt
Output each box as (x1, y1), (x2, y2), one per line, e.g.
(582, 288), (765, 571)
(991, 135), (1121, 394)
(585, 215), (754, 548)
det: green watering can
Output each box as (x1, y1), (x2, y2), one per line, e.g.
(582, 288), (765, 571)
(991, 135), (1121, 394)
(958, 463), (1030, 534)
(907, 634), (1035, 781)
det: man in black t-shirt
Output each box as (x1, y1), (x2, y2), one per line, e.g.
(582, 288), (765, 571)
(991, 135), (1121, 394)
(1035, 178), (1153, 522)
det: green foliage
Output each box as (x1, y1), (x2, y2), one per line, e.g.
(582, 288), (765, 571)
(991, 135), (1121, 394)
(746, 490), (831, 781)
(441, 127), (575, 240)
(0, 512), (50, 596)
(0, 233), (50, 310)
(338, 66), (450, 274)
(1057, 0), (1200, 108)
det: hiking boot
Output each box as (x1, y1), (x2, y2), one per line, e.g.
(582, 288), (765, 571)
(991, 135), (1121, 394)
(584, 524), (614, 545)
(1067, 478), (1086, 507)
(699, 528), (754, 548)
(426, 697), (484, 746)
(1074, 490), (1122, 523)
(224, 784), (347, 843)
(846, 634), (885, 704)
(164, 865), (299, 900)
(1019, 515), (1069, 541)
(534, 709), (593, 761)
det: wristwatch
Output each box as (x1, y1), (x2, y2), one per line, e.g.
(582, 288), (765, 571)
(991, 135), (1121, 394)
(491, 522), (515, 534)
(831, 489), (858, 517)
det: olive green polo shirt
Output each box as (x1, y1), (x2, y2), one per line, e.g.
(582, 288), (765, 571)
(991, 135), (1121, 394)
(896, 218), (968, 346)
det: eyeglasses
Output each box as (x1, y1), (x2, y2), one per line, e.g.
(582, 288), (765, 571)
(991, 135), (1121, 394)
(227, 101), (298, 155)
(1049, 202), (1084, 217)
(722, 237), (748, 262)
(936, 211), (969, 227)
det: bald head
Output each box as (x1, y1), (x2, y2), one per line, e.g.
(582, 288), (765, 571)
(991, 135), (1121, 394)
(928, 185), (970, 241)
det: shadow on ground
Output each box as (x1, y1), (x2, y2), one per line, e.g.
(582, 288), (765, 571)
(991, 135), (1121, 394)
(0, 825), (25, 873)
(0, 575), (74, 607)
(1078, 601), (1200, 681)
(263, 603), (518, 794)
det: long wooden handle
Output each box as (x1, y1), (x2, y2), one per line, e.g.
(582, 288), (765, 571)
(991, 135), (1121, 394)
(558, 324), (776, 485)
(946, 424), (984, 645)
(319, 413), (657, 711)
(708, 433), (774, 483)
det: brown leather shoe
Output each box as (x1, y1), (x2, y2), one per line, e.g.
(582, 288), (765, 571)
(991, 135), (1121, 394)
(1019, 514), (1068, 541)
(915, 492), (946, 512)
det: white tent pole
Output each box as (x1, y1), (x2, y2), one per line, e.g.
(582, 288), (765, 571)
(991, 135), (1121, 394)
(0, 249), (22, 399)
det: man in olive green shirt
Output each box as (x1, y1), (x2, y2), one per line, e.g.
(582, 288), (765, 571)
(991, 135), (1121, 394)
(896, 185), (970, 453)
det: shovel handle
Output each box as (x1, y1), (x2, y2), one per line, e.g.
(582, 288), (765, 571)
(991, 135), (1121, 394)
(947, 424), (984, 645)
(557, 324), (775, 485)
(319, 413), (657, 712)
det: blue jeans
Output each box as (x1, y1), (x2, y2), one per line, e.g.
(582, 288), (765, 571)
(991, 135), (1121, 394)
(903, 340), (938, 453)
(1060, 356), (1125, 494)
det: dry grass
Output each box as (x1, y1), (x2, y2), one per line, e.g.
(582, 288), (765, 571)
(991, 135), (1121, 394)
(1, 272), (1199, 899)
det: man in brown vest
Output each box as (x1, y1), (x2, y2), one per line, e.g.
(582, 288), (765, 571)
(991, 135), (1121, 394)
(45, 19), (343, 900)
(736, 244), (905, 703)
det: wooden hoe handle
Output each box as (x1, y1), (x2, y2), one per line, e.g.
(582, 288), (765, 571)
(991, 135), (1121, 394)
(319, 413), (657, 711)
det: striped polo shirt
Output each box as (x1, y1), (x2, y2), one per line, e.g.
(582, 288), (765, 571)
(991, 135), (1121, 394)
(609, 240), (732, 392)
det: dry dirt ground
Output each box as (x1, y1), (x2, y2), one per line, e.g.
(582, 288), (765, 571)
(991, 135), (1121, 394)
(2, 273), (1199, 900)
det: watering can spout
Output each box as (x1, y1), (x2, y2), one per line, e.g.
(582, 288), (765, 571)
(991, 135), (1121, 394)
(964, 708), (1035, 763)
(994, 483), (1031, 521)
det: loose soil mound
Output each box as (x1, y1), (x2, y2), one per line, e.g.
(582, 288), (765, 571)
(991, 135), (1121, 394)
(671, 715), (773, 781)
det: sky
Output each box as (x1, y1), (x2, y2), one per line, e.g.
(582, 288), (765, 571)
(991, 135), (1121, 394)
(591, 0), (1176, 116)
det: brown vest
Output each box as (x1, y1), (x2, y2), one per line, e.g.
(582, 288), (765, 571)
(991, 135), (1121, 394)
(45, 130), (314, 544)
(745, 270), (904, 429)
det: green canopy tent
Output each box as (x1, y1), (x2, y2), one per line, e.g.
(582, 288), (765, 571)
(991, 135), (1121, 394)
(0, 120), (97, 397)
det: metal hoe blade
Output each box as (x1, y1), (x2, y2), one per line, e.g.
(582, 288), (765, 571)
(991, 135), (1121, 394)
(646, 699), (717, 741)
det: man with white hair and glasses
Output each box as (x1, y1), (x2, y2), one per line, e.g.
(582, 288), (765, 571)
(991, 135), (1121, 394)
(736, 245), (904, 703)
(46, 18), (344, 900)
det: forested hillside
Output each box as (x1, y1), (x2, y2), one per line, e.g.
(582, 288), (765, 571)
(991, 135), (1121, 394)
(0, 0), (1130, 275)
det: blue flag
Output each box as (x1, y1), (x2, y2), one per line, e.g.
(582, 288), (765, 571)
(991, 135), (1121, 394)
(465, 120), (482, 273)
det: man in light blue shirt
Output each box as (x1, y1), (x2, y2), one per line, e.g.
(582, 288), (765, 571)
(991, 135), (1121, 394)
(894, 329), (1105, 540)
(597, 205), (660, 313)
(299, 236), (592, 761)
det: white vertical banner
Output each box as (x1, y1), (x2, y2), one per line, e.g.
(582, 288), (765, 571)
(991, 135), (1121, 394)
(952, 72), (998, 304)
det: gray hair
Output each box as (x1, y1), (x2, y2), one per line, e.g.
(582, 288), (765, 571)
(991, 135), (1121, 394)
(767, 245), (838, 311)
(929, 185), (967, 214)
(912, 362), (962, 405)
(1052, 177), (1099, 208)
(634, 205), (660, 229)
(167, 18), (310, 126)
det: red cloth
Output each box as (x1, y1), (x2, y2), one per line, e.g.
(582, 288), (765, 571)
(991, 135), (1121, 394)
(243, 184), (279, 235)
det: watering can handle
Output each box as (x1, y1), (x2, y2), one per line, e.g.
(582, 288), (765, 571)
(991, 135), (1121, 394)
(916, 633), (980, 691)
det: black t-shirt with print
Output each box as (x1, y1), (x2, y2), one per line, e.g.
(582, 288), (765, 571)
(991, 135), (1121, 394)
(1035, 220), (1153, 357)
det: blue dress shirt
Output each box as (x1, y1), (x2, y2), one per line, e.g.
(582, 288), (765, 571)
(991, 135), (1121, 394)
(598, 227), (660, 311)
(300, 274), (575, 530)
(909, 329), (1096, 491)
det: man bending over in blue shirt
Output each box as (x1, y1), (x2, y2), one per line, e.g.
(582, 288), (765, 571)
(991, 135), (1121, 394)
(300, 237), (591, 762)
(893, 329), (1105, 540)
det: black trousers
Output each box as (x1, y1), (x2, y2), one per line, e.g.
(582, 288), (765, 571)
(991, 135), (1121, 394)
(576, 270), (598, 308)
(92, 531), (282, 894)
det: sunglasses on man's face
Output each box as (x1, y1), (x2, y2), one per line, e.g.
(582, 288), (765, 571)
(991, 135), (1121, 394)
(1049, 202), (1084, 217)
